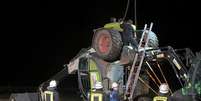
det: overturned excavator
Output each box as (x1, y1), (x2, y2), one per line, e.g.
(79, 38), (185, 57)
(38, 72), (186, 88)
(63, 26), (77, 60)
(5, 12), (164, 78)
(66, 21), (201, 101)
(36, 21), (201, 101)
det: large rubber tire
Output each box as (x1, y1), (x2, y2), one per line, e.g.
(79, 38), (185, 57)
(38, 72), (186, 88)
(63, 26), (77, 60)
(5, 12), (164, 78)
(136, 30), (159, 48)
(147, 30), (159, 48)
(92, 29), (123, 61)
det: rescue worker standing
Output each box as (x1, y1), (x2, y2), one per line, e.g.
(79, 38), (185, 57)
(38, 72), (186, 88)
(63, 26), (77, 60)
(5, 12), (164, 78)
(44, 80), (59, 101)
(110, 82), (120, 101)
(153, 83), (170, 101)
(90, 82), (104, 101)
(104, 18), (139, 50)
(120, 20), (138, 50)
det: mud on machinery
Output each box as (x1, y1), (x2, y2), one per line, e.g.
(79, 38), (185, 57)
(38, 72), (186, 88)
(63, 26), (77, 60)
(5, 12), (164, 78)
(35, 19), (200, 101)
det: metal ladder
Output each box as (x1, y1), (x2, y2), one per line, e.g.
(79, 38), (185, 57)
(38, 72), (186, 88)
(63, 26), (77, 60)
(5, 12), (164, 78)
(125, 23), (153, 101)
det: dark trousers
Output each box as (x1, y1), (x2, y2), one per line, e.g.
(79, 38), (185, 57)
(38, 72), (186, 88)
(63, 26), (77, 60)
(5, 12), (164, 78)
(120, 23), (138, 49)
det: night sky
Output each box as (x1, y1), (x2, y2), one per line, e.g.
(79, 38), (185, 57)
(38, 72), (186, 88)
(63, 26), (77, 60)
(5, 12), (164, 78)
(1, 0), (200, 88)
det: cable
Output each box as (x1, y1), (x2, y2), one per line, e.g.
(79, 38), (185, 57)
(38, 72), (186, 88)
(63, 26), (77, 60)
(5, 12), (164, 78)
(134, 0), (137, 26)
(122, 0), (138, 27)
(123, 0), (130, 21)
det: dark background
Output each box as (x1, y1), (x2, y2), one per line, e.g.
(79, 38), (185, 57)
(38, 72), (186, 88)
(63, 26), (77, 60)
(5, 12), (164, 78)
(1, 0), (200, 89)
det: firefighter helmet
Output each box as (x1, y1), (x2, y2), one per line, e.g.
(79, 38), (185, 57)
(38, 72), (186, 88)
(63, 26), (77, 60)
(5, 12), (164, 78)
(159, 83), (169, 94)
(49, 80), (57, 88)
(95, 82), (103, 89)
(112, 82), (118, 91)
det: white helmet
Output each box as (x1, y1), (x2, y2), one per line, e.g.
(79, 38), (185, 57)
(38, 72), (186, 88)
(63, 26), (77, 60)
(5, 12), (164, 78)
(112, 82), (118, 90)
(112, 82), (118, 88)
(95, 82), (103, 89)
(159, 83), (169, 94)
(49, 80), (57, 88)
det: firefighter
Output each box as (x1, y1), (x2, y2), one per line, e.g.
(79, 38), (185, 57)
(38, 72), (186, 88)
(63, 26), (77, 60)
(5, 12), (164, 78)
(110, 82), (120, 101)
(44, 80), (59, 101)
(120, 20), (138, 50)
(90, 82), (104, 101)
(153, 83), (170, 101)
(104, 18), (139, 50)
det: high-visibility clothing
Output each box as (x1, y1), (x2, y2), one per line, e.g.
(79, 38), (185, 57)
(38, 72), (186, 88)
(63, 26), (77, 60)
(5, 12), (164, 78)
(153, 96), (167, 101)
(104, 22), (123, 32)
